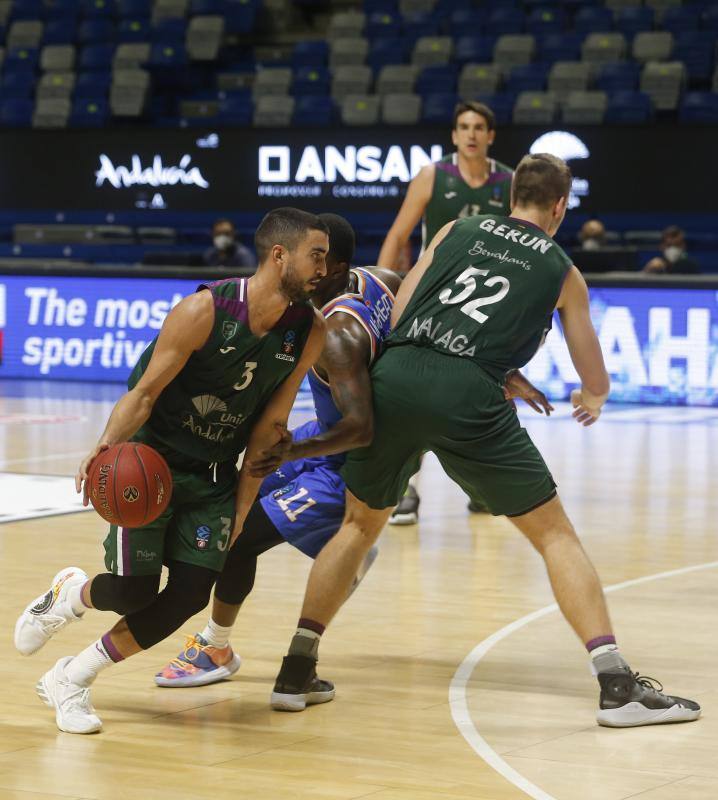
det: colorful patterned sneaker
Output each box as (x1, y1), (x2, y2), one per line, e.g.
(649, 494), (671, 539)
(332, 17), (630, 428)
(36, 656), (102, 734)
(597, 668), (701, 728)
(155, 634), (241, 688)
(15, 567), (88, 656)
(271, 654), (335, 712)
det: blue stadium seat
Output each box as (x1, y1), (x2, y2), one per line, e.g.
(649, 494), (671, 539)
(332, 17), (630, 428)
(662, 7), (700, 34)
(81, 0), (117, 17)
(1, 72), (35, 98)
(366, 11), (402, 39)
(45, 0), (81, 19)
(486, 7), (524, 35)
(679, 91), (718, 122)
(594, 61), (640, 92)
(363, 0), (397, 12)
(70, 97), (110, 126)
(702, 5), (718, 32)
(402, 14), (437, 44)
(79, 43), (115, 69)
(78, 20), (116, 44)
(673, 31), (715, 81)
(614, 7), (654, 37)
(118, 18), (150, 41)
(454, 35), (496, 64)
(10, 0), (44, 20)
(416, 64), (458, 95)
(574, 7), (613, 35)
(472, 92), (514, 125)
(149, 43), (187, 67)
(75, 70), (112, 95)
(4, 47), (39, 72)
(421, 91), (458, 123)
(293, 95), (334, 126)
(190, 0), (226, 13)
(43, 20), (78, 44)
(527, 7), (565, 34)
(448, 9), (487, 38)
(151, 18), (187, 42)
(118, 0), (151, 15)
(506, 62), (549, 94)
(225, 0), (260, 35)
(0, 98), (34, 126)
(292, 40), (328, 68)
(538, 32), (582, 62)
(368, 37), (410, 69)
(217, 94), (252, 124)
(293, 66), (330, 95)
(605, 90), (653, 123)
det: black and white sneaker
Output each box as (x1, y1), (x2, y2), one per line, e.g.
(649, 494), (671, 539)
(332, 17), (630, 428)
(389, 485), (419, 526)
(597, 668), (701, 728)
(271, 654), (335, 712)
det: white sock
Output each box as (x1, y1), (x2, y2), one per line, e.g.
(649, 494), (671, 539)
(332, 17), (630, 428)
(65, 637), (118, 686)
(201, 619), (233, 649)
(590, 644), (628, 676)
(66, 582), (88, 617)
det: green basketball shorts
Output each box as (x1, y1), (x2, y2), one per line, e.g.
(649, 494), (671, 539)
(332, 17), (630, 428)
(103, 462), (238, 576)
(341, 345), (556, 516)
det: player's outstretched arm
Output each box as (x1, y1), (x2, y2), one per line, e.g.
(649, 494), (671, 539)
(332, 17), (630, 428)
(231, 310), (326, 545)
(75, 291), (214, 501)
(556, 266), (610, 426)
(248, 314), (375, 476)
(377, 165), (434, 271)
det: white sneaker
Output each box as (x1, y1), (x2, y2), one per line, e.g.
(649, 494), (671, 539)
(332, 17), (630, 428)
(36, 656), (102, 734)
(15, 567), (88, 656)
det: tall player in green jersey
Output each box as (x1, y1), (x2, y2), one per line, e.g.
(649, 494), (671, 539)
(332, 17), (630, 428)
(14, 208), (328, 735)
(271, 156), (700, 728)
(379, 101), (512, 523)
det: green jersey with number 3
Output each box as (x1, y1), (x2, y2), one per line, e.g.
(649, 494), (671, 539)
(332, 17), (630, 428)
(422, 155), (513, 250)
(129, 277), (314, 468)
(390, 214), (572, 381)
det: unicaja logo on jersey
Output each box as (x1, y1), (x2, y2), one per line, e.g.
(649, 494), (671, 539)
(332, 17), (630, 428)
(529, 131), (589, 210)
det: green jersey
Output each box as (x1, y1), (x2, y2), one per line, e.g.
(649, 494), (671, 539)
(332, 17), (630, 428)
(423, 155), (513, 249)
(390, 214), (572, 381)
(129, 277), (314, 469)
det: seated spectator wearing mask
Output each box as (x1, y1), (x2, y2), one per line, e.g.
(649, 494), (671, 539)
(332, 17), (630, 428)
(579, 219), (606, 251)
(643, 226), (700, 275)
(203, 219), (256, 269)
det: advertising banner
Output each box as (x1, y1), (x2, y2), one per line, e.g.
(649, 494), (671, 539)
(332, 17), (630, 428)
(1, 275), (717, 406)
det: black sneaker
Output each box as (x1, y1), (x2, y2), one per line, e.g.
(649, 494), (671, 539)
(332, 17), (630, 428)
(597, 667), (701, 728)
(389, 485), (419, 525)
(271, 654), (335, 712)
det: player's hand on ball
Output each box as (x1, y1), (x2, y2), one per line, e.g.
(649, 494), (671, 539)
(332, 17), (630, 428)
(246, 423), (294, 478)
(503, 370), (554, 416)
(75, 443), (110, 505)
(570, 389), (602, 426)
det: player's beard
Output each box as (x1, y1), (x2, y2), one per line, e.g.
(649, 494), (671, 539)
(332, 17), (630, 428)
(279, 261), (313, 302)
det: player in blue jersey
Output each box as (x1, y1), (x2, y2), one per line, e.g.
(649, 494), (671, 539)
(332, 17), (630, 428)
(154, 214), (401, 694)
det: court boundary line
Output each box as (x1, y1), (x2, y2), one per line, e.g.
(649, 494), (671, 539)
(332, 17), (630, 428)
(449, 560), (718, 800)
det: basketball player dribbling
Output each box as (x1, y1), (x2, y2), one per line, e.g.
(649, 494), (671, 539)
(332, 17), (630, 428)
(270, 155), (701, 728)
(13, 208), (328, 734)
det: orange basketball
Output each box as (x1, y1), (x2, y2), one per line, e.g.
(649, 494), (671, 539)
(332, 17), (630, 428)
(87, 442), (172, 528)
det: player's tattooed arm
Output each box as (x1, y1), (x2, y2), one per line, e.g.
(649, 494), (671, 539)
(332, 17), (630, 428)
(232, 310), (326, 545)
(246, 313), (374, 477)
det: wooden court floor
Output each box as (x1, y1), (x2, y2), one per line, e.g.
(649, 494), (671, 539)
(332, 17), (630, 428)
(1, 382), (717, 800)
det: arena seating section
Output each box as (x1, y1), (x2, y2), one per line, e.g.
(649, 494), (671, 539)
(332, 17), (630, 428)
(0, 0), (717, 270)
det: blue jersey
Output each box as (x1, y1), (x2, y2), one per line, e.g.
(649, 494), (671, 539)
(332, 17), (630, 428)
(259, 268), (395, 557)
(308, 267), (395, 430)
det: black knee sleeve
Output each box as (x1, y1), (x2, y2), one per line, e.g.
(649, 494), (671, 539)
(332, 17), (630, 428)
(215, 502), (284, 606)
(90, 573), (160, 615)
(125, 560), (217, 650)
